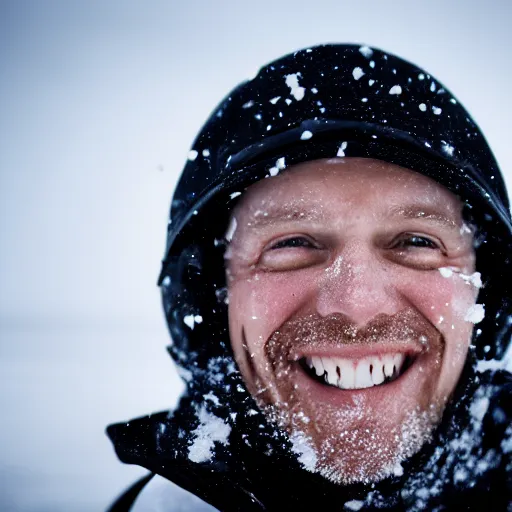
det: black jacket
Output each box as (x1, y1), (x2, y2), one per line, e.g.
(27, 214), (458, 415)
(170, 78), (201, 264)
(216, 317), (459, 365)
(107, 44), (512, 511)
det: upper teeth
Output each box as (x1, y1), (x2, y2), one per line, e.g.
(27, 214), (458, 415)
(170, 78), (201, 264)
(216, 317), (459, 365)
(304, 354), (406, 390)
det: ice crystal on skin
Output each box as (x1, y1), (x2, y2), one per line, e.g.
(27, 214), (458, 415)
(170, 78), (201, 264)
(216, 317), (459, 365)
(225, 217), (237, 242)
(242, 100), (255, 109)
(464, 304), (485, 324)
(269, 96), (281, 104)
(389, 85), (402, 95)
(432, 106), (442, 115)
(162, 275), (171, 287)
(202, 149), (210, 157)
(438, 267), (454, 278)
(300, 130), (313, 140)
(188, 150), (198, 161)
(459, 271), (483, 289)
(352, 67), (365, 80)
(289, 430), (317, 471)
(230, 191), (241, 199)
(188, 406), (231, 463)
(285, 73), (305, 101)
(460, 222), (473, 235)
(419, 103), (427, 112)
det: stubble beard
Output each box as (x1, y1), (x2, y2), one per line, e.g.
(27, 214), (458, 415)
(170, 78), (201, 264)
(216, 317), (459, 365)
(248, 310), (446, 484)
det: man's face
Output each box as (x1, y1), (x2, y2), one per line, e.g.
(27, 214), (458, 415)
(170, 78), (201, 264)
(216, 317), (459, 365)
(225, 157), (479, 483)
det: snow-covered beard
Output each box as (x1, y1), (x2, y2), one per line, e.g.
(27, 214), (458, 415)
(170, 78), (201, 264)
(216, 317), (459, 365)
(249, 310), (449, 484)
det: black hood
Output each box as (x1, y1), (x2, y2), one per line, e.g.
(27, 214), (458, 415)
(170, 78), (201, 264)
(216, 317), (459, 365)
(108, 44), (512, 511)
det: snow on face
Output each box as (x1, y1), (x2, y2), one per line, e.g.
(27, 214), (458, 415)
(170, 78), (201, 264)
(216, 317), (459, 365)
(289, 430), (318, 471)
(464, 304), (485, 324)
(225, 216), (238, 242)
(225, 157), (478, 485)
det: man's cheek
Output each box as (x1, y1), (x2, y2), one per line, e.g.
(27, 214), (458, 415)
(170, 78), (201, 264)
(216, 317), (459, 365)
(237, 272), (316, 337)
(398, 271), (470, 329)
(400, 272), (475, 385)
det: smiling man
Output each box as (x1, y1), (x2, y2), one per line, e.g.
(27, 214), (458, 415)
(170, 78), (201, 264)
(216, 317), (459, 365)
(225, 157), (479, 484)
(107, 44), (512, 511)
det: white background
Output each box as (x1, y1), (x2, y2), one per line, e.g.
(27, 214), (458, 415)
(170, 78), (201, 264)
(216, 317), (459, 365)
(1, 1), (511, 510)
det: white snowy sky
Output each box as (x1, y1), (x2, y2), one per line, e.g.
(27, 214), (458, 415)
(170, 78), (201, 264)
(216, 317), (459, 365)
(0, 0), (510, 510)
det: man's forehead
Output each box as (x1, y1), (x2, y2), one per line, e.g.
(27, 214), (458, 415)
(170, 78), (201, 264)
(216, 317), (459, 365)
(232, 158), (463, 225)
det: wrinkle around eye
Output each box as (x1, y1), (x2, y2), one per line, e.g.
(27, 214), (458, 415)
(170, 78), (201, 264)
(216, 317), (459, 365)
(259, 236), (325, 271)
(381, 232), (449, 270)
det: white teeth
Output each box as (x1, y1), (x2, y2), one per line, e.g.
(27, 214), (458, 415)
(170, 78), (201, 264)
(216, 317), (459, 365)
(383, 354), (396, 378)
(338, 359), (355, 389)
(305, 353), (408, 390)
(311, 356), (324, 377)
(370, 357), (385, 385)
(321, 357), (338, 386)
(393, 353), (405, 372)
(354, 359), (374, 389)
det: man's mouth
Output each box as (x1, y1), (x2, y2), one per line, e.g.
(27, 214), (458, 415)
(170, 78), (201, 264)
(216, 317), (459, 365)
(300, 353), (416, 390)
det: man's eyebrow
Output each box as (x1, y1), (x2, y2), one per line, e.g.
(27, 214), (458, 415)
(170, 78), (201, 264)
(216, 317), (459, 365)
(244, 204), (326, 228)
(387, 205), (459, 228)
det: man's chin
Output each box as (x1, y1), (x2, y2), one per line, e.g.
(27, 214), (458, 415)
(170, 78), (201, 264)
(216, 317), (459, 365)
(303, 407), (439, 485)
(260, 394), (442, 485)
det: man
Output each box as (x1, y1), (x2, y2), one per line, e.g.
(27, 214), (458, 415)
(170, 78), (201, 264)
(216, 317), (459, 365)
(107, 44), (512, 510)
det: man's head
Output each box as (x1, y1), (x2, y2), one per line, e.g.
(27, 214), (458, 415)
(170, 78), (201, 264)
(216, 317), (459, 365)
(157, 43), (511, 488)
(225, 157), (479, 482)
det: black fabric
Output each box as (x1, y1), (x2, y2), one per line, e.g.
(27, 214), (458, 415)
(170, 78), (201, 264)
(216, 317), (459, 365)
(107, 44), (512, 511)
(107, 473), (154, 512)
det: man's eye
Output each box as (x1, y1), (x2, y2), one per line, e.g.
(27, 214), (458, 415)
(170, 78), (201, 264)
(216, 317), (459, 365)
(270, 237), (315, 250)
(393, 235), (439, 250)
(260, 236), (322, 271)
(388, 233), (446, 270)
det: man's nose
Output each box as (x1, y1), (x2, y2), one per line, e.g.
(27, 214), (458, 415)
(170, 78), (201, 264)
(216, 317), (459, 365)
(316, 245), (404, 327)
